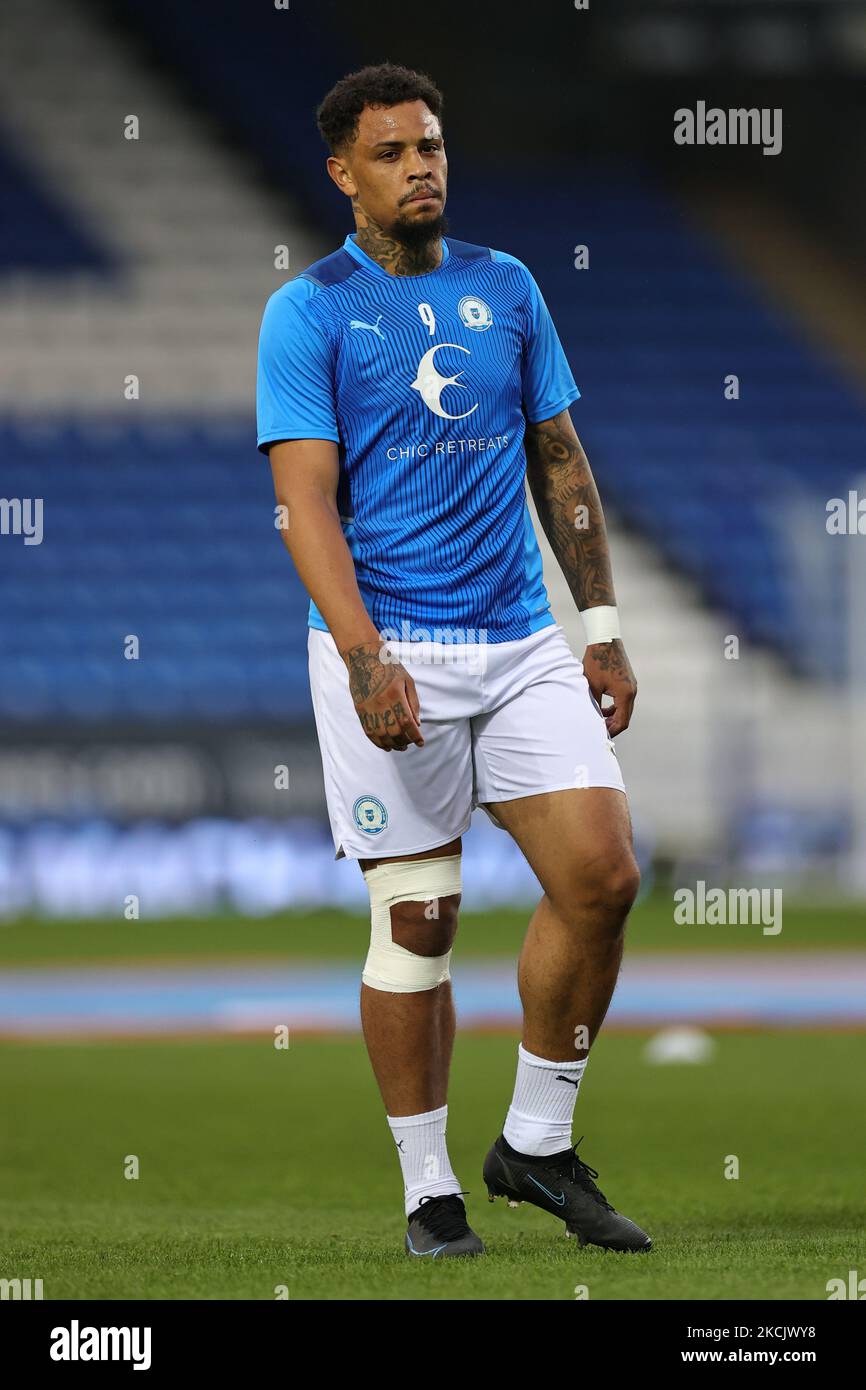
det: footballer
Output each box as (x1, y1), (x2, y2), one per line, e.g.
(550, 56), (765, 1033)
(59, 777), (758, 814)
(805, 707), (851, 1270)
(256, 63), (651, 1257)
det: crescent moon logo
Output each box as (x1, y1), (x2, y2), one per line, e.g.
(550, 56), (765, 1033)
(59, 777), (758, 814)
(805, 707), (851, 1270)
(410, 343), (479, 421)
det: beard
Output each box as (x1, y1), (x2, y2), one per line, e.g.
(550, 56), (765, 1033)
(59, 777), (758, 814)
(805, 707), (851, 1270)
(390, 207), (450, 250)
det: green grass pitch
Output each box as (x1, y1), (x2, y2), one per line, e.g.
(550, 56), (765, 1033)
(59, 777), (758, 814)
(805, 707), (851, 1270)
(1, 1028), (864, 1300)
(1, 894), (863, 1299)
(1, 892), (864, 963)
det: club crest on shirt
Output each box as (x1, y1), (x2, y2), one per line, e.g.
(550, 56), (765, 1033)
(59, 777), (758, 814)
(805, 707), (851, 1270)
(458, 295), (493, 331)
(353, 795), (389, 834)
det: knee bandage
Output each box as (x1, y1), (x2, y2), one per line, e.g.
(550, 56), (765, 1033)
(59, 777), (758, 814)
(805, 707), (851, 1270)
(361, 854), (461, 993)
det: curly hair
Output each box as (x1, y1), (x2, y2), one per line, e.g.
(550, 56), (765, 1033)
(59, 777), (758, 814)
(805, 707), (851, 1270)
(316, 62), (444, 154)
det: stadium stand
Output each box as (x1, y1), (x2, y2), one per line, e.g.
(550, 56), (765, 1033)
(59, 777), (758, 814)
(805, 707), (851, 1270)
(0, 134), (114, 273)
(0, 0), (859, 855)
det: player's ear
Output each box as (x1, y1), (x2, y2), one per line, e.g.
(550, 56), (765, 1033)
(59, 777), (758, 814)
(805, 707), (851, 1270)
(326, 155), (357, 199)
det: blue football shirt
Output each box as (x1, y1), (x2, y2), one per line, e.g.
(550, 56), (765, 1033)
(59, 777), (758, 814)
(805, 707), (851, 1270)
(256, 232), (580, 642)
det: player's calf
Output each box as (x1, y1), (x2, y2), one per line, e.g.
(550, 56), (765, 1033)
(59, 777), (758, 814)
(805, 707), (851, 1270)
(359, 854), (485, 1256)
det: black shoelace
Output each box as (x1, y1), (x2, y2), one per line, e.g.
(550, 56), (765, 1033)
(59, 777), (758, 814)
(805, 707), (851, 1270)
(414, 1191), (470, 1239)
(543, 1137), (616, 1212)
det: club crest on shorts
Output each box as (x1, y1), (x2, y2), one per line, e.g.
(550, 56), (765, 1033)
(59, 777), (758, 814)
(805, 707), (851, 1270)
(458, 295), (493, 331)
(353, 795), (388, 835)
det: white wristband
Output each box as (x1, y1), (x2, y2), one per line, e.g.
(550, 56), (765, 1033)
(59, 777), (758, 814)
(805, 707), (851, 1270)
(580, 605), (621, 645)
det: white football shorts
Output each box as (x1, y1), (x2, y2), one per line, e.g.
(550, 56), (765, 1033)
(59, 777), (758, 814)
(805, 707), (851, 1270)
(307, 622), (626, 860)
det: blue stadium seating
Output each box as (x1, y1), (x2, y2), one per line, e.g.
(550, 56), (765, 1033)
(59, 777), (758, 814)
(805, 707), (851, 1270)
(453, 170), (864, 668)
(0, 421), (314, 721)
(111, 5), (866, 677)
(0, 135), (116, 274)
(3, 8), (864, 720)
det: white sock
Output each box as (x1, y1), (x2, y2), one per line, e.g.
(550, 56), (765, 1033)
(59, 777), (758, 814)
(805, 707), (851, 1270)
(502, 1043), (588, 1157)
(386, 1104), (463, 1218)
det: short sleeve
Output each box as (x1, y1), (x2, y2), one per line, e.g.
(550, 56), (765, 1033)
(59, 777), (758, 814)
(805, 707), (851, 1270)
(256, 280), (339, 453)
(520, 266), (581, 424)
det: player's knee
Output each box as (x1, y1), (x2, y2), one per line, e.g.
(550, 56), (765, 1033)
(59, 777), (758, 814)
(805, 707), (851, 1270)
(389, 892), (460, 957)
(606, 854), (641, 917)
(556, 847), (640, 926)
(591, 855), (640, 919)
(361, 855), (462, 993)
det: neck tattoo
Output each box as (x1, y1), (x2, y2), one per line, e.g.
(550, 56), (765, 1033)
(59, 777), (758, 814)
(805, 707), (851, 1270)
(353, 209), (443, 277)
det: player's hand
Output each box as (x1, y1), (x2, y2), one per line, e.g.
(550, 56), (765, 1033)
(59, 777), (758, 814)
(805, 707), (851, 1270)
(583, 639), (637, 737)
(340, 640), (424, 752)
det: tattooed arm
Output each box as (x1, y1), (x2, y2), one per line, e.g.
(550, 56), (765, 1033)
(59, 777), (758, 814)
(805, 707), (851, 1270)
(269, 438), (423, 752)
(524, 409), (637, 735)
